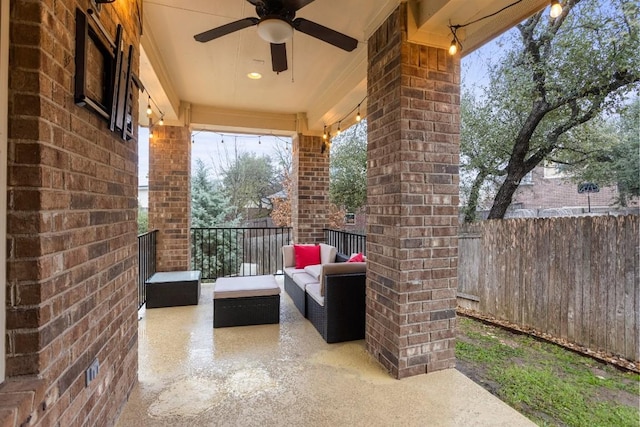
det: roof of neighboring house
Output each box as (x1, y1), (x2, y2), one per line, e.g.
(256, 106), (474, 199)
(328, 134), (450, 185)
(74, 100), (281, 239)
(268, 190), (288, 200)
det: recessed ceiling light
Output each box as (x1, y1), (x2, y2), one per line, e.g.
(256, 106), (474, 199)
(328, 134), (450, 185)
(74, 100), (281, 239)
(247, 72), (262, 80)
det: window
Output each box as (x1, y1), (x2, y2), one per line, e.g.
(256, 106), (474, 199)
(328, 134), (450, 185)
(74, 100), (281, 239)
(521, 171), (533, 185)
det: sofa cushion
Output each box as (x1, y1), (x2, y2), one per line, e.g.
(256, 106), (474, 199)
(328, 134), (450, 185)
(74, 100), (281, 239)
(303, 264), (322, 281)
(320, 262), (366, 296)
(294, 244), (321, 268)
(292, 271), (317, 290)
(284, 266), (305, 277)
(282, 245), (295, 268)
(305, 282), (324, 307)
(319, 243), (337, 264)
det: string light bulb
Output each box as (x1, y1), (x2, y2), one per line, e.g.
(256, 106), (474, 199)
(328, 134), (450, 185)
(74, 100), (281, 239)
(448, 26), (461, 56)
(258, 136), (262, 145)
(549, 0), (562, 18)
(448, 38), (458, 55)
(158, 115), (164, 126)
(146, 96), (152, 116)
(323, 125), (328, 140)
(336, 122), (341, 136)
(356, 105), (361, 122)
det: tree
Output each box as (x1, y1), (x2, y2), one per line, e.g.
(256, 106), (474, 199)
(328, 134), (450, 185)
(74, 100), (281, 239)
(270, 137), (293, 226)
(461, 0), (640, 220)
(191, 159), (240, 277)
(191, 159), (237, 227)
(137, 208), (148, 235)
(560, 98), (640, 206)
(329, 121), (368, 212)
(270, 172), (292, 227)
(221, 151), (280, 219)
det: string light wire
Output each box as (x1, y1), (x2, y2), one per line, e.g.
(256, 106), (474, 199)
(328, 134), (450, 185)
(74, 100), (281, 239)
(447, 0), (531, 54)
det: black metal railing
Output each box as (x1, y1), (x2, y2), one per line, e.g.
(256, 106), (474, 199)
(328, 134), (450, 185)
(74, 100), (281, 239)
(324, 228), (367, 256)
(138, 230), (158, 309)
(191, 227), (292, 280)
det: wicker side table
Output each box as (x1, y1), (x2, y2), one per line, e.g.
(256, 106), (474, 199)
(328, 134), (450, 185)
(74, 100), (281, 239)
(146, 271), (202, 308)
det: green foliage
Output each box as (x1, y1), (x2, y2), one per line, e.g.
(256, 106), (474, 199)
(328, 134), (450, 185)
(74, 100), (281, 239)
(137, 208), (148, 235)
(192, 159), (238, 228)
(329, 122), (367, 212)
(191, 159), (241, 278)
(559, 98), (640, 206)
(461, 0), (640, 220)
(221, 152), (279, 218)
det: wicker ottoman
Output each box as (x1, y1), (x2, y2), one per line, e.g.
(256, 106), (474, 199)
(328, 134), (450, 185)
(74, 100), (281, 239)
(213, 275), (281, 328)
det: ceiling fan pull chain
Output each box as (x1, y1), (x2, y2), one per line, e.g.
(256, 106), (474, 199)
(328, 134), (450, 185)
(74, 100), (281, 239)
(291, 33), (295, 83)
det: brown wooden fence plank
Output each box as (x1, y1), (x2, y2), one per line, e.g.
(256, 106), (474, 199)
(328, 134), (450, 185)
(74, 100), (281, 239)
(582, 218), (593, 352)
(597, 218), (609, 351)
(614, 216), (626, 358)
(550, 218), (561, 337)
(559, 219), (570, 341)
(566, 217), (582, 342)
(506, 220), (526, 319)
(524, 219), (536, 327)
(624, 215), (638, 361)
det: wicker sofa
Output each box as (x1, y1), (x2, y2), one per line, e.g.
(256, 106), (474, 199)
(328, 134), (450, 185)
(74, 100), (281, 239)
(282, 244), (366, 343)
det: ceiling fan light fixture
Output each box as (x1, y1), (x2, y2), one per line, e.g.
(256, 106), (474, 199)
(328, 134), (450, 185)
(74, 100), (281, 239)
(257, 18), (293, 44)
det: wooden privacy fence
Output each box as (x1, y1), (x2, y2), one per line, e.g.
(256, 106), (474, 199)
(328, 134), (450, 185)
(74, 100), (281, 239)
(458, 215), (639, 362)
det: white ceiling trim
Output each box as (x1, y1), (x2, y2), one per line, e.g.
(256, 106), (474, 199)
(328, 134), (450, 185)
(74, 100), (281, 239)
(190, 104), (299, 135)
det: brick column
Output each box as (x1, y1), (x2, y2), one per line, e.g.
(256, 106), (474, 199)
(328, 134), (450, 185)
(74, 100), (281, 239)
(291, 134), (328, 243)
(366, 5), (460, 378)
(5, 1), (141, 424)
(149, 125), (192, 271)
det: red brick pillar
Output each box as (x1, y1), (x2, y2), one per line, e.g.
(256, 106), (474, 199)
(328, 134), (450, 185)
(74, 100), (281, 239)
(291, 134), (328, 243)
(149, 125), (192, 271)
(366, 5), (460, 378)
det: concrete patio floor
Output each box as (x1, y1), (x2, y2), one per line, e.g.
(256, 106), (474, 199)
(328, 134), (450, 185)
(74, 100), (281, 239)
(115, 278), (535, 427)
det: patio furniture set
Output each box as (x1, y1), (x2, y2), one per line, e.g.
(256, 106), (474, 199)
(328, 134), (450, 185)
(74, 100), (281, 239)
(281, 243), (367, 343)
(145, 243), (366, 343)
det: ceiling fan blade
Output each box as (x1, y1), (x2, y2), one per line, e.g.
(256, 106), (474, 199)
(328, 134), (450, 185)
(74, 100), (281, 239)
(247, 0), (315, 11)
(293, 18), (358, 52)
(271, 43), (288, 73)
(282, 0), (316, 11)
(194, 17), (259, 43)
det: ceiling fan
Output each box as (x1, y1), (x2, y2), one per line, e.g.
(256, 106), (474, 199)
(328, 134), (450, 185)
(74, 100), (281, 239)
(194, 0), (358, 73)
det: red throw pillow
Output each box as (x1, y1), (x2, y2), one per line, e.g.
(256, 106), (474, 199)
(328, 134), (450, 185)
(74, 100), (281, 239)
(294, 244), (321, 268)
(348, 253), (364, 263)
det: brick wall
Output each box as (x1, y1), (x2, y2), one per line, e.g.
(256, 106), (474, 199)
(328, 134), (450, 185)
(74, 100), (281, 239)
(5, 1), (140, 425)
(513, 166), (635, 210)
(148, 125), (191, 271)
(291, 134), (328, 243)
(366, 5), (459, 379)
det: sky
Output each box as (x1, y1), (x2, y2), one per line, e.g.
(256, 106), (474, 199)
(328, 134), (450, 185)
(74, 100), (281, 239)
(138, 128), (290, 186)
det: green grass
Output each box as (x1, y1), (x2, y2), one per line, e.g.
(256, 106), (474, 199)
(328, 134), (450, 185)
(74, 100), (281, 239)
(456, 316), (640, 427)
(496, 365), (638, 427)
